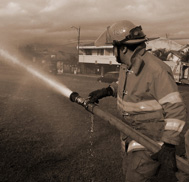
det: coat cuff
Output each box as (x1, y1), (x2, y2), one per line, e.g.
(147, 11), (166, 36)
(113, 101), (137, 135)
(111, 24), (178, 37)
(161, 130), (181, 145)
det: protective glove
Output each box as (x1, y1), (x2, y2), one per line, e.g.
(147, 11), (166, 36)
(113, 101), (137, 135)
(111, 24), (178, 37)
(88, 86), (113, 103)
(151, 143), (177, 172)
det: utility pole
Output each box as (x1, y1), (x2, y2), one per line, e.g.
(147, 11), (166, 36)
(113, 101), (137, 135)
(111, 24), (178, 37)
(71, 26), (80, 63)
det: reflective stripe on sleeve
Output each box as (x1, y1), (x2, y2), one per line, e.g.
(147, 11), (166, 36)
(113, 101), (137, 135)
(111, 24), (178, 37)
(127, 140), (163, 153)
(164, 118), (185, 132)
(127, 140), (145, 152)
(159, 92), (183, 105)
(117, 96), (162, 112)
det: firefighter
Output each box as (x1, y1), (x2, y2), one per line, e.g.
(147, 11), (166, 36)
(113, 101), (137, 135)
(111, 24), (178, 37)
(88, 20), (186, 182)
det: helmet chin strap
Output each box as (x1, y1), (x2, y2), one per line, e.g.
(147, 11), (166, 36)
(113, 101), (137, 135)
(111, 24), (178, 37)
(113, 45), (121, 63)
(113, 43), (128, 64)
(116, 46), (132, 66)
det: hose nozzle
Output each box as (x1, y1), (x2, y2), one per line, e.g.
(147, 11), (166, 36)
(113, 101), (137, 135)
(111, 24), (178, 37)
(69, 92), (89, 107)
(69, 92), (95, 113)
(69, 92), (79, 102)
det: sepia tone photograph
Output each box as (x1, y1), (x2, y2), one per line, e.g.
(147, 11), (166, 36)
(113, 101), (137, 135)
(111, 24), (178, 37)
(0, 0), (189, 181)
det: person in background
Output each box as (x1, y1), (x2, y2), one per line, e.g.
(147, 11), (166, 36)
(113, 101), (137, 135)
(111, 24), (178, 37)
(88, 20), (187, 182)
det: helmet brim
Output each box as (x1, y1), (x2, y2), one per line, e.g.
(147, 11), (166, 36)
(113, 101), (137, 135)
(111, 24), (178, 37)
(122, 38), (148, 45)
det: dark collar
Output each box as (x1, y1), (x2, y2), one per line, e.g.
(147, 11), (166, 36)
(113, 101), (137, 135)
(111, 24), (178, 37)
(129, 46), (146, 75)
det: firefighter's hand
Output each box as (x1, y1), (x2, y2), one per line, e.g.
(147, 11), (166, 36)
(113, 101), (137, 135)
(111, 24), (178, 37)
(151, 143), (177, 172)
(88, 86), (113, 103)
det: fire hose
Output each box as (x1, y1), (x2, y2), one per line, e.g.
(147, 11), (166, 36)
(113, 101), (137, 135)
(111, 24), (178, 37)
(70, 92), (189, 174)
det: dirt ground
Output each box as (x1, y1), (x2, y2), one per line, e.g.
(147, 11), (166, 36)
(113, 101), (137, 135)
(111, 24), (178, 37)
(0, 63), (189, 182)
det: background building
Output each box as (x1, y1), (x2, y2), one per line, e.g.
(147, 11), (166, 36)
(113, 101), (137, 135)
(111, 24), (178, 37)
(79, 43), (119, 76)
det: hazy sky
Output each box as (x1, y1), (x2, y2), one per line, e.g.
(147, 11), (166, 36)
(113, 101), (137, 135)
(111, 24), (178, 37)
(0, 0), (188, 47)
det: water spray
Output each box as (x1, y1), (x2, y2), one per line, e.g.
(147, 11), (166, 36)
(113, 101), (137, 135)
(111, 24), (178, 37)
(0, 49), (188, 174)
(0, 49), (72, 98)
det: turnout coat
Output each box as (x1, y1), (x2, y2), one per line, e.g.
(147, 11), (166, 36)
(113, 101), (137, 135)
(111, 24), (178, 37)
(110, 47), (186, 152)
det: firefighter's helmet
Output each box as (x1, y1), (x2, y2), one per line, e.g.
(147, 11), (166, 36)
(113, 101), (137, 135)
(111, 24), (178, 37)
(95, 20), (147, 46)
